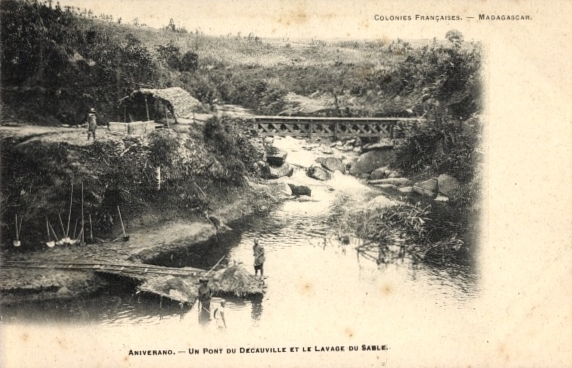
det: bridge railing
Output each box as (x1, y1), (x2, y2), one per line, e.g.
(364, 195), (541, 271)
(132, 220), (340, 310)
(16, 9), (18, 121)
(252, 116), (424, 139)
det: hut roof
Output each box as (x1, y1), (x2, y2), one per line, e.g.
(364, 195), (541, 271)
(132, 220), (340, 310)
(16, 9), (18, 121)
(121, 87), (202, 118)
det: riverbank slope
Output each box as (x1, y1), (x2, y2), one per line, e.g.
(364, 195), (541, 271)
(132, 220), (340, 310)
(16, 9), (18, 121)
(0, 115), (284, 304)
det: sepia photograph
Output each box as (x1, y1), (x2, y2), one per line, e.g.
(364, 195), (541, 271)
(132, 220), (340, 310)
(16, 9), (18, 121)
(1, 1), (571, 367)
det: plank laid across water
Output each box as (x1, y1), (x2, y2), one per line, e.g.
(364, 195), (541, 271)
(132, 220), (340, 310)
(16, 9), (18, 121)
(2, 260), (205, 278)
(2, 261), (265, 306)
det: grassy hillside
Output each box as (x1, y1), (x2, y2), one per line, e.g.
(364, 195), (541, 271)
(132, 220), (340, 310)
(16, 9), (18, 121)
(0, 0), (441, 124)
(1, 0), (483, 258)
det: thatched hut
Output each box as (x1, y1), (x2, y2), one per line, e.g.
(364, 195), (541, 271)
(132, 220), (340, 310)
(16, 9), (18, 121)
(118, 87), (202, 124)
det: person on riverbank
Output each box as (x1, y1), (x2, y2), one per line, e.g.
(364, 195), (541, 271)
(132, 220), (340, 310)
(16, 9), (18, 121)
(86, 108), (97, 140)
(253, 239), (265, 278)
(213, 299), (227, 329)
(198, 278), (213, 315)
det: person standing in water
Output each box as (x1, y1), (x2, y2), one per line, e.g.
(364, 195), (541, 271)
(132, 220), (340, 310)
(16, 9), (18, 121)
(197, 278), (213, 324)
(214, 299), (227, 329)
(253, 239), (265, 278)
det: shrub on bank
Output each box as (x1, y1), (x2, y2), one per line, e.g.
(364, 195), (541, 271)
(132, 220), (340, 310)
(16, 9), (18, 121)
(393, 111), (481, 183)
(331, 200), (467, 265)
(203, 116), (264, 184)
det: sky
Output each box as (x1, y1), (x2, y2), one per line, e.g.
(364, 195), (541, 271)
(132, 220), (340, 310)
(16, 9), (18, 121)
(54, 0), (522, 41)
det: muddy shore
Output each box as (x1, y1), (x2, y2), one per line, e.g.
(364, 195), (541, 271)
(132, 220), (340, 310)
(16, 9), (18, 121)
(0, 184), (281, 305)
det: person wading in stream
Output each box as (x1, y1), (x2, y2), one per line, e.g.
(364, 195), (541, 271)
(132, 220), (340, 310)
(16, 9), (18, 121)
(253, 239), (266, 278)
(213, 299), (227, 329)
(86, 108), (98, 141)
(198, 278), (213, 324)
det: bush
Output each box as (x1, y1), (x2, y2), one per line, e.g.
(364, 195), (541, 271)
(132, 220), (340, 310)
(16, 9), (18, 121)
(180, 51), (199, 72)
(393, 110), (481, 183)
(203, 116), (263, 184)
(330, 200), (467, 265)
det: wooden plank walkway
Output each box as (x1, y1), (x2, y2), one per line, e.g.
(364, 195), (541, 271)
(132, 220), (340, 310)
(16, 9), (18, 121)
(252, 116), (424, 138)
(2, 260), (206, 280)
(2, 261), (265, 305)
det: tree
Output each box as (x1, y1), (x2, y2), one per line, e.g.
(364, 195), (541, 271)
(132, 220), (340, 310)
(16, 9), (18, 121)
(180, 51), (199, 72)
(166, 18), (175, 32)
(156, 41), (181, 70)
(445, 29), (464, 44)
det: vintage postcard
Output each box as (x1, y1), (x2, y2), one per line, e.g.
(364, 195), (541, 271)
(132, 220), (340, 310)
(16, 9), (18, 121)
(1, 0), (571, 367)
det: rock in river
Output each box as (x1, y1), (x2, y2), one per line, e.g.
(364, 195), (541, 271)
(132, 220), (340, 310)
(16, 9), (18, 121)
(266, 149), (288, 167)
(398, 186), (413, 193)
(317, 156), (345, 173)
(413, 178), (438, 198)
(287, 184), (312, 196)
(437, 174), (460, 197)
(262, 162), (294, 179)
(307, 165), (331, 181)
(369, 166), (390, 180)
(349, 149), (395, 175)
(361, 139), (394, 152)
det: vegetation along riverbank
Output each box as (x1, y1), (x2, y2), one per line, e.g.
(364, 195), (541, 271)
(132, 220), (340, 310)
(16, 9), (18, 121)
(1, 0), (482, 303)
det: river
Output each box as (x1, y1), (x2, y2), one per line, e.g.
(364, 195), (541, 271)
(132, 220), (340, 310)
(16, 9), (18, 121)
(1, 136), (478, 358)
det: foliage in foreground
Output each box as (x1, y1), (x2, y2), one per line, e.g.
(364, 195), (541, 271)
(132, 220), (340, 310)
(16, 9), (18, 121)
(390, 36), (483, 218)
(331, 201), (467, 265)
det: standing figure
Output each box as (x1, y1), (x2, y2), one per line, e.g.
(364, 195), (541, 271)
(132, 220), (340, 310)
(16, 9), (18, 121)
(253, 239), (265, 278)
(86, 108), (97, 140)
(214, 299), (227, 329)
(197, 278), (213, 324)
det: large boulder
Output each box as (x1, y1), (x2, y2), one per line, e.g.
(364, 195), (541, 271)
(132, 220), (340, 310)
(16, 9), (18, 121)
(362, 139), (394, 153)
(272, 181), (293, 197)
(413, 178), (438, 198)
(369, 166), (390, 180)
(266, 149), (288, 167)
(318, 157), (345, 173)
(437, 174), (460, 197)
(287, 184), (312, 196)
(262, 162), (294, 179)
(349, 149), (395, 175)
(307, 165), (331, 181)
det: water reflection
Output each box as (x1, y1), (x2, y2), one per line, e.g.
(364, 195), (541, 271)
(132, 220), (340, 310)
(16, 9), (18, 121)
(198, 308), (211, 325)
(1, 138), (478, 327)
(250, 295), (263, 322)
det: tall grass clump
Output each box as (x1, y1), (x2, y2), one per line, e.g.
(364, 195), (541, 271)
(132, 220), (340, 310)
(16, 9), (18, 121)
(203, 116), (264, 185)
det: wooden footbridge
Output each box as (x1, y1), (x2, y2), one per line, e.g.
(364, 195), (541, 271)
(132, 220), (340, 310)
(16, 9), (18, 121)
(252, 116), (424, 139)
(3, 260), (265, 305)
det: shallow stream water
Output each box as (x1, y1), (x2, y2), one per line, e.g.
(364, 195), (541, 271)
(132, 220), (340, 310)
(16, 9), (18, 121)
(1, 137), (478, 347)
